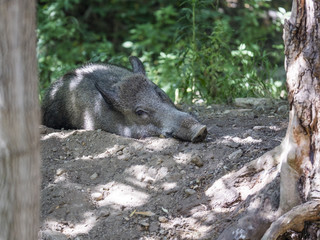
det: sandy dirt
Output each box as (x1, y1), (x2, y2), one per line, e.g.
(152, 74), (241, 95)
(39, 99), (289, 240)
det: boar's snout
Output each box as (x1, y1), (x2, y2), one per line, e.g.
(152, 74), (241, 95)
(191, 124), (207, 142)
(167, 112), (207, 142)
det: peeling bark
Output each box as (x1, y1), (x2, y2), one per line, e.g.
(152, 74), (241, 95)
(216, 0), (320, 239)
(281, 0), (320, 209)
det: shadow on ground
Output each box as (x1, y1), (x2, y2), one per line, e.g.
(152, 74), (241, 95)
(39, 101), (288, 239)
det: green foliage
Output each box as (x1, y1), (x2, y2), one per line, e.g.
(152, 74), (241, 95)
(37, 0), (114, 98)
(169, 0), (289, 103)
(37, 0), (291, 103)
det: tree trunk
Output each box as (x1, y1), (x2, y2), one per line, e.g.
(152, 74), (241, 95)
(281, 0), (320, 206)
(0, 1), (40, 240)
(262, 0), (320, 237)
(217, 0), (320, 239)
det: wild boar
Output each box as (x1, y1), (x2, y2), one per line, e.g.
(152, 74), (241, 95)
(42, 56), (207, 142)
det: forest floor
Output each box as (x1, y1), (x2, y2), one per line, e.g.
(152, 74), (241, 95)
(39, 98), (289, 240)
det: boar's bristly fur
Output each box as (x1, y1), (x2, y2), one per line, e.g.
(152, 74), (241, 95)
(42, 56), (207, 142)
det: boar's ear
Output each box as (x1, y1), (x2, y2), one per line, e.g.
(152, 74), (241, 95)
(95, 82), (120, 111)
(129, 56), (146, 76)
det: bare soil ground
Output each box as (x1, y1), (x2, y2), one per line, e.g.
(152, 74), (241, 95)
(39, 99), (289, 240)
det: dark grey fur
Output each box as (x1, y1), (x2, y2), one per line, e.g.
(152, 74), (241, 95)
(42, 56), (207, 142)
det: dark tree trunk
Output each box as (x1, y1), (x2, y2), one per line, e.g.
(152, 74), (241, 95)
(0, 1), (40, 239)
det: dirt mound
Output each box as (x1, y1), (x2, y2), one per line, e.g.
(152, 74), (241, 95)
(39, 100), (288, 239)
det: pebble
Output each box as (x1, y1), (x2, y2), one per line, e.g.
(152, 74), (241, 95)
(228, 149), (243, 160)
(139, 220), (150, 228)
(226, 141), (240, 148)
(185, 188), (196, 196)
(158, 216), (168, 223)
(192, 184), (199, 190)
(90, 173), (98, 180)
(253, 126), (265, 130)
(52, 147), (57, 152)
(56, 168), (65, 176)
(96, 209), (110, 219)
(91, 192), (104, 201)
(190, 156), (204, 167)
(118, 154), (130, 161)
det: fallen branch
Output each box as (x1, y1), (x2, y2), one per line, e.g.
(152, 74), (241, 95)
(262, 200), (320, 240)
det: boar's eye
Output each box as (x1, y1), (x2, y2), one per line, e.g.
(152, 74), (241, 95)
(135, 108), (148, 118)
